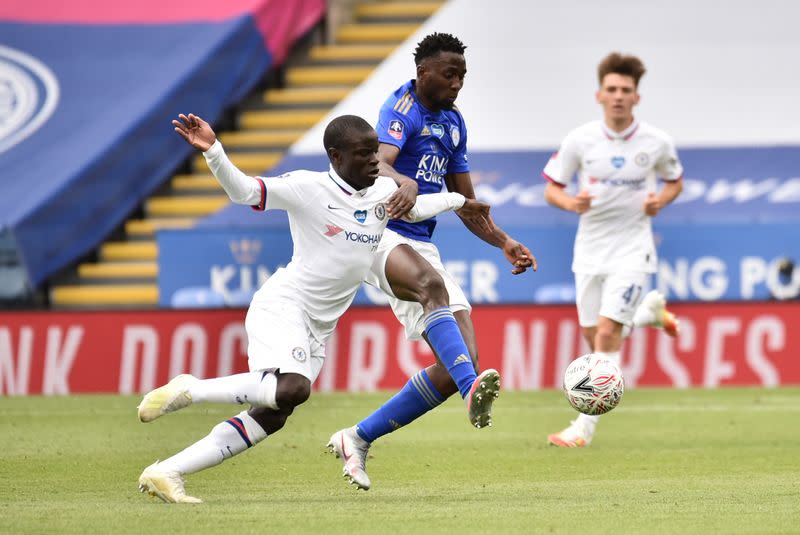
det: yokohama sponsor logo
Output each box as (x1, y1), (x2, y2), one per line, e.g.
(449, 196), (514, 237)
(344, 231), (381, 244)
(0, 303), (798, 395)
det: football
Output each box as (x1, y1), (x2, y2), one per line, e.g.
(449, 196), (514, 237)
(562, 354), (625, 415)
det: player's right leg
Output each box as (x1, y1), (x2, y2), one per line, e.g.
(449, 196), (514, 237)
(380, 241), (499, 425)
(548, 273), (602, 448)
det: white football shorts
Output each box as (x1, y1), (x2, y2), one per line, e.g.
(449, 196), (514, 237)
(574, 271), (649, 327)
(364, 228), (471, 340)
(244, 300), (325, 382)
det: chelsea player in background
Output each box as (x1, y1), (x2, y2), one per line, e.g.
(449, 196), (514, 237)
(328, 33), (536, 490)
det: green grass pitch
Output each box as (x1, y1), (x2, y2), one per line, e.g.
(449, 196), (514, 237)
(1, 388), (799, 534)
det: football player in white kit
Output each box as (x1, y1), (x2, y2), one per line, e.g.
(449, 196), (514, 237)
(542, 53), (683, 447)
(135, 113), (491, 503)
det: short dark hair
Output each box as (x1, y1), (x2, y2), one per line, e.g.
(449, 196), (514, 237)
(323, 115), (373, 152)
(598, 52), (646, 87)
(413, 32), (466, 65)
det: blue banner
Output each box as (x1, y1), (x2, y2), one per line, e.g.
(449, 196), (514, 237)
(0, 20), (269, 287)
(158, 223), (799, 307)
(200, 146), (800, 229)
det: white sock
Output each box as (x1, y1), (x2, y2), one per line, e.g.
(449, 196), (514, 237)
(621, 324), (633, 338)
(189, 371), (278, 409)
(159, 410), (267, 475)
(577, 412), (599, 431)
(594, 350), (621, 366)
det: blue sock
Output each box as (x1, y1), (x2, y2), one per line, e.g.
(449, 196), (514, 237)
(356, 370), (445, 443)
(423, 307), (476, 399)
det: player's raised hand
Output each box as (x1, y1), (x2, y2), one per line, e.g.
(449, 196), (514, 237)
(502, 239), (537, 275)
(172, 113), (216, 152)
(456, 199), (492, 234)
(386, 179), (418, 219)
(643, 192), (662, 216)
(572, 190), (593, 214)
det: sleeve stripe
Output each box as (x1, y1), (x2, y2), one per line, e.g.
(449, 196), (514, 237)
(250, 177), (266, 211)
(393, 92), (410, 111)
(542, 172), (566, 188)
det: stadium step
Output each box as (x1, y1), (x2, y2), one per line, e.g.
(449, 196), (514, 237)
(263, 87), (352, 106)
(77, 262), (158, 279)
(100, 241), (158, 262)
(286, 66), (374, 86)
(219, 129), (305, 147)
(355, 1), (442, 22)
(125, 218), (195, 237)
(170, 175), (221, 192)
(145, 196), (229, 217)
(192, 151), (283, 174)
(308, 45), (395, 62)
(50, 284), (158, 307)
(336, 23), (419, 44)
(239, 109), (327, 129)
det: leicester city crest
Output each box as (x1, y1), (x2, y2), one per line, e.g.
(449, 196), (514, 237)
(374, 203), (386, 221)
(450, 126), (460, 146)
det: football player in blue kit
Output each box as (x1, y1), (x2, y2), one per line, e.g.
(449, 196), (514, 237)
(328, 33), (537, 490)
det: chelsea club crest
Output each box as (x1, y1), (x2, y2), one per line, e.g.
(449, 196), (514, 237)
(374, 203), (386, 221)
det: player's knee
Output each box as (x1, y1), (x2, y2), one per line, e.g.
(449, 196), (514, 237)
(417, 270), (448, 306)
(595, 324), (620, 347)
(275, 374), (311, 408)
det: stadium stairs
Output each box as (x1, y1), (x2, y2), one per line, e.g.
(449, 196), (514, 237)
(48, 0), (443, 309)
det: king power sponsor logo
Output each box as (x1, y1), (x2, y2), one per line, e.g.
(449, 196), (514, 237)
(415, 154), (449, 184)
(1, 304), (798, 395)
(0, 45), (60, 154)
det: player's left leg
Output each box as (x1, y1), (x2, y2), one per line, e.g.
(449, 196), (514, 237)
(632, 290), (679, 336)
(139, 301), (322, 502)
(139, 372), (310, 503)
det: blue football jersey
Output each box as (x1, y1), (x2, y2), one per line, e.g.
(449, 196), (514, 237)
(376, 80), (469, 242)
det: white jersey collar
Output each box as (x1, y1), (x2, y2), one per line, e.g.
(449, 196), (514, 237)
(601, 119), (640, 141)
(327, 164), (370, 197)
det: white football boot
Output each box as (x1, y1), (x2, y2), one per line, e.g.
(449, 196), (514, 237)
(137, 374), (197, 423)
(547, 418), (595, 448)
(633, 290), (679, 337)
(327, 426), (371, 490)
(467, 369), (501, 429)
(138, 462), (202, 504)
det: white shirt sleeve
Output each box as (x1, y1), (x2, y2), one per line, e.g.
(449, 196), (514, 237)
(542, 132), (581, 186)
(654, 136), (684, 181)
(202, 140), (262, 205)
(402, 192), (466, 222)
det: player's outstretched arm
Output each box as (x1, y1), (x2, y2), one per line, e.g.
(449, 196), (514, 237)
(173, 113), (261, 206)
(403, 193), (490, 234)
(445, 172), (537, 274)
(378, 143), (418, 219)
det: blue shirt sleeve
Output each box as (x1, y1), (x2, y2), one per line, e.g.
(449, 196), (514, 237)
(376, 103), (416, 150)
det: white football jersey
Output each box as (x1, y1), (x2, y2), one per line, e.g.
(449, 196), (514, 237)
(203, 140), (465, 342)
(542, 120), (683, 274)
(250, 167), (396, 340)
